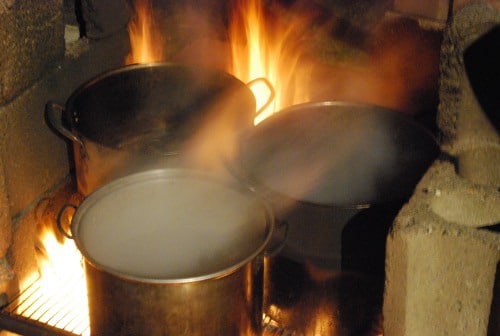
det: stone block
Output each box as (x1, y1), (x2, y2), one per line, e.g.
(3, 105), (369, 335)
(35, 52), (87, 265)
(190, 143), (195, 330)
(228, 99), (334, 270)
(0, 0), (64, 105)
(0, 82), (70, 216)
(437, 4), (500, 189)
(8, 201), (38, 289)
(0, 156), (11, 258)
(79, 0), (130, 40)
(0, 22), (129, 216)
(393, 0), (450, 21)
(385, 6), (500, 334)
(384, 161), (500, 335)
(393, 0), (500, 21)
(454, 0), (500, 12)
(438, 3), (500, 150)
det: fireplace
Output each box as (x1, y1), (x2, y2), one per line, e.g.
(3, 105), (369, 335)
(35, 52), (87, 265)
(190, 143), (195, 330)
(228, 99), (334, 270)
(0, 0), (499, 335)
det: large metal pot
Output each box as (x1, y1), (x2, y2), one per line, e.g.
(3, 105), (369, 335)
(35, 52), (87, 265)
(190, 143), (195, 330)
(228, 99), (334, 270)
(228, 101), (440, 325)
(235, 101), (440, 207)
(61, 168), (274, 336)
(46, 62), (273, 195)
(230, 100), (440, 265)
(225, 101), (439, 328)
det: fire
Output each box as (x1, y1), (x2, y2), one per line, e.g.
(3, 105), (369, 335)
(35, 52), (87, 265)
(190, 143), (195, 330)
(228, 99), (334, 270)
(126, 0), (164, 64)
(125, 0), (319, 124)
(227, 0), (314, 124)
(35, 228), (89, 332)
(16, 203), (89, 335)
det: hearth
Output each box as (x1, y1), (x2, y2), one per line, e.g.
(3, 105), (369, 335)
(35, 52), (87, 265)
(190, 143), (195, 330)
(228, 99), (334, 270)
(0, 1), (499, 335)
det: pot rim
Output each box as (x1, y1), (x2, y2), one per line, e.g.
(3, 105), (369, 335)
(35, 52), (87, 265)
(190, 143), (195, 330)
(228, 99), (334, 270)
(63, 62), (257, 147)
(65, 61), (249, 113)
(278, 100), (438, 138)
(227, 100), (440, 207)
(70, 168), (275, 284)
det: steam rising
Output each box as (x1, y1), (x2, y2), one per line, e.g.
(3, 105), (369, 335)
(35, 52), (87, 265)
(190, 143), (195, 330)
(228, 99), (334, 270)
(76, 173), (271, 280)
(121, 1), (440, 205)
(126, 0), (165, 64)
(237, 103), (400, 207)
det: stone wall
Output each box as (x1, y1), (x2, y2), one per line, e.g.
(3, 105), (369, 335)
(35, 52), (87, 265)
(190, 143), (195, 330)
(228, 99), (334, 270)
(0, 0), (64, 104)
(0, 0), (65, 306)
(0, 0), (130, 307)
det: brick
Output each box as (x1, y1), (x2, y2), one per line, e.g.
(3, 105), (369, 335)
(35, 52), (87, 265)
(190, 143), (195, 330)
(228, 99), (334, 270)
(0, 0), (64, 105)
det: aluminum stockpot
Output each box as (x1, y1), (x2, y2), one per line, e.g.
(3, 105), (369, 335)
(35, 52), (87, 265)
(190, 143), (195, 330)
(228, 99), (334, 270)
(227, 101), (440, 323)
(62, 168), (274, 336)
(230, 101), (439, 265)
(46, 62), (273, 195)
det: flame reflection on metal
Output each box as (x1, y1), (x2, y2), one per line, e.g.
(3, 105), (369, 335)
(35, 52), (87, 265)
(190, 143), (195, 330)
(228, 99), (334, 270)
(1, 273), (294, 336)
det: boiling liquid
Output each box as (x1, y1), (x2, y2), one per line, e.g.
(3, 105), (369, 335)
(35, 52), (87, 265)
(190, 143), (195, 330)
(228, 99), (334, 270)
(76, 173), (270, 280)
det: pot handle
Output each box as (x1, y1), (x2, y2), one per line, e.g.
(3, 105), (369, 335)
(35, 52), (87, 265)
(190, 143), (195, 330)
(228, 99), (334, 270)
(45, 101), (86, 153)
(265, 219), (288, 257)
(246, 77), (275, 118)
(56, 204), (77, 239)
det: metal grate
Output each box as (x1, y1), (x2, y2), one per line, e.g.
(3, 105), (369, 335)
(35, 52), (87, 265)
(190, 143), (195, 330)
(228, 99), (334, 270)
(1, 275), (295, 336)
(262, 315), (301, 336)
(0, 272), (89, 336)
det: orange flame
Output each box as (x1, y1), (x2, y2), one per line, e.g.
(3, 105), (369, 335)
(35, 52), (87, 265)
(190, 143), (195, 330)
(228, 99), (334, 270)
(227, 0), (315, 123)
(126, 0), (164, 64)
(17, 207), (89, 335)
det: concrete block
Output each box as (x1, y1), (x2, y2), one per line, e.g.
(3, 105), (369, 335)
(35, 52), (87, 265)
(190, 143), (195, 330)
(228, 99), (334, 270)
(393, 0), (450, 21)
(8, 204), (38, 289)
(385, 6), (500, 334)
(426, 164), (500, 227)
(0, 153), (12, 306)
(438, 3), (500, 151)
(393, 0), (500, 21)
(0, 0), (65, 105)
(0, 83), (70, 216)
(454, 0), (500, 12)
(384, 161), (500, 336)
(437, 4), (500, 198)
(384, 7), (500, 328)
(0, 25), (129, 216)
(79, 0), (130, 40)
(0, 156), (11, 258)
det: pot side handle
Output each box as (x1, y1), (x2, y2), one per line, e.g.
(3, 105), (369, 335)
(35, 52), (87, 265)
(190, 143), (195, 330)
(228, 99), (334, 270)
(56, 204), (78, 239)
(246, 77), (275, 118)
(265, 219), (288, 257)
(45, 101), (85, 150)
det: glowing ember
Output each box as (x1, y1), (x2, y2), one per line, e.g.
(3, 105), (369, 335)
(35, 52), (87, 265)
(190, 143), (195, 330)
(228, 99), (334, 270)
(126, 0), (165, 64)
(227, 0), (314, 124)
